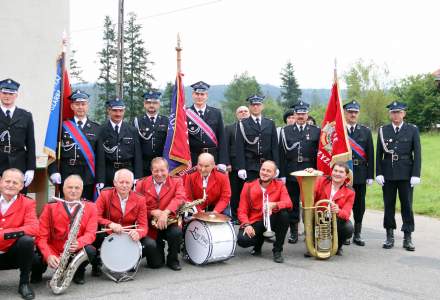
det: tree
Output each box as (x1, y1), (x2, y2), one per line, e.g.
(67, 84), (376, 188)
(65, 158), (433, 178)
(69, 48), (86, 83)
(262, 97), (284, 127)
(123, 12), (155, 121)
(280, 61), (301, 109)
(221, 72), (262, 124)
(343, 59), (394, 130)
(95, 16), (118, 123)
(391, 74), (440, 131)
(160, 81), (173, 115)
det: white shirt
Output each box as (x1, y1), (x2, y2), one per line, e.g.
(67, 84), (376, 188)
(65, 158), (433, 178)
(251, 115), (262, 124)
(202, 174), (210, 189)
(66, 202), (79, 214)
(194, 105), (207, 115)
(346, 124), (357, 132)
(330, 184), (339, 201)
(296, 124), (306, 131)
(1, 105), (16, 118)
(153, 179), (164, 195)
(118, 194), (129, 215)
(0, 194), (17, 215)
(110, 120), (123, 133)
(392, 122), (404, 132)
(146, 113), (158, 123)
(74, 116), (87, 128)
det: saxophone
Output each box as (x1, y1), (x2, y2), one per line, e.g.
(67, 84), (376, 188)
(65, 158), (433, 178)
(49, 198), (89, 294)
(151, 188), (207, 228)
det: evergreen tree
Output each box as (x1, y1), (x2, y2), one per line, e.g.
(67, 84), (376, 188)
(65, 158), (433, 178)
(160, 81), (173, 115)
(69, 48), (86, 83)
(221, 72), (262, 124)
(123, 12), (155, 121)
(280, 61), (302, 109)
(95, 16), (117, 123)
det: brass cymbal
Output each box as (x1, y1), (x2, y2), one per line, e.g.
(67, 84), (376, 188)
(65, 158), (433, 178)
(193, 212), (231, 223)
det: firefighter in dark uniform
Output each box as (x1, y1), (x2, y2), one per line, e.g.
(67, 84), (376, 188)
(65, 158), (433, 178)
(376, 101), (421, 251)
(96, 98), (143, 188)
(0, 78), (36, 190)
(279, 101), (320, 243)
(48, 90), (100, 200)
(133, 91), (169, 177)
(187, 81), (228, 171)
(343, 100), (374, 246)
(235, 94), (279, 182)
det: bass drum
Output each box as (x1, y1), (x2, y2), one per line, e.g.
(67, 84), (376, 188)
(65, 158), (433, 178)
(101, 233), (142, 273)
(185, 219), (236, 265)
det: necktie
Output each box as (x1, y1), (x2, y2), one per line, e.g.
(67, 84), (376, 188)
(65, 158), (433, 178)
(77, 120), (83, 129)
(5, 110), (11, 121)
(256, 117), (261, 129)
(150, 116), (155, 124)
(350, 126), (355, 135)
(395, 127), (399, 134)
(114, 125), (119, 135)
(198, 110), (204, 118)
(299, 125), (304, 133)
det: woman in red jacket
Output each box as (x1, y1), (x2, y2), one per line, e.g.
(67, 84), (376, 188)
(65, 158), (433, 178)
(313, 162), (355, 255)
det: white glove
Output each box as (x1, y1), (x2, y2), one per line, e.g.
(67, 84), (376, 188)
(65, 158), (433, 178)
(50, 173), (62, 185)
(238, 169), (247, 180)
(366, 179), (373, 186)
(217, 164), (227, 172)
(410, 177), (421, 187)
(24, 170), (35, 187)
(279, 177), (286, 184)
(376, 175), (385, 186)
(275, 168), (280, 178)
(96, 183), (104, 194)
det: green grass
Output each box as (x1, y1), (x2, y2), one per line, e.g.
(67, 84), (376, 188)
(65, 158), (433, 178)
(366, 132), (440, 218)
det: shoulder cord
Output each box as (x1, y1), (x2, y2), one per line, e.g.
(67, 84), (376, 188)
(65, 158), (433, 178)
(134, 117), (153, 141)
(379, 126), (394, 155)
(239, 120), (259, 145)
(280, 127), (301, 152)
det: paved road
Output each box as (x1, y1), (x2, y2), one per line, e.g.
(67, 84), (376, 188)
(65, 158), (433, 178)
(1, 210), (439, 300)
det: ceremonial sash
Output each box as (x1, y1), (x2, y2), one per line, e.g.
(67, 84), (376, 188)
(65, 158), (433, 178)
(349, 137), (367, 160)
(62, 120), (96, 177)
(186, 109), (218, 145)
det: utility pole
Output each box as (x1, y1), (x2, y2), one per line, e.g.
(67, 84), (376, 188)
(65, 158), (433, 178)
(116, 0), (124, 98)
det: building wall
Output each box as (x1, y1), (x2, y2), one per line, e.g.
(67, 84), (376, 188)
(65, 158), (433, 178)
(0, 0), (69, 159)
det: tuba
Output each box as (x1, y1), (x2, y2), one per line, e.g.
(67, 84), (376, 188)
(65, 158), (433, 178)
(49, 197), (89, 294)
(292, 170), (338, 259)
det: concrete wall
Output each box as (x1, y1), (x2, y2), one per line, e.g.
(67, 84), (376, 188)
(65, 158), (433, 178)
(0, 0), (69, 159)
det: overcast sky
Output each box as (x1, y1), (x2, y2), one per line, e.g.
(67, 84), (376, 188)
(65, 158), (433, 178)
(70, 0), (439, 89)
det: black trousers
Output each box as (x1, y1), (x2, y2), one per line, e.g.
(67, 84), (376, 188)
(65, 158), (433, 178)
(32, 245), (97, 278)
(144, 224), (182, 268)
(0, 235), (34, 284)
(229, 170), (245, 221)
(352, 184), (366, 224)
(337, 218), (354, 249)
(237, 209), (290, 253)
(286, 179), (301, 224)
(246, 170), (260, 182)
(382, 180), (414, 232)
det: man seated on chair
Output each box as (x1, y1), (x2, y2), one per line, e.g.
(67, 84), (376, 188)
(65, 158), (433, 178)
(33, 175), (97, 285)
(135, 157), (186, 271)
(184, 153), (231, 216)
(0, 168), (39, 300)
(237, 161), (292, 263)
(307, 162), (355, 256)
(93, 169), (151, 275)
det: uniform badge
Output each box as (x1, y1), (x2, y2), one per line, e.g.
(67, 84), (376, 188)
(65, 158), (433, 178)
(306, 134), (310, 140)
(146, 128), (149, 131)
(87, 123), (91, 128)
(389, 138), (393, 142)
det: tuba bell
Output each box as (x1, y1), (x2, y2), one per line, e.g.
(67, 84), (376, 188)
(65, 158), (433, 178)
(291, 170), (338, 259)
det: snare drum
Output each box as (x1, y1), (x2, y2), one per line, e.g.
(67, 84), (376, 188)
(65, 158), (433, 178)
(185, 219), (236, 265)
(100, 232), (142, 281)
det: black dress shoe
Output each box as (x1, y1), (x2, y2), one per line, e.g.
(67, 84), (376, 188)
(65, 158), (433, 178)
(383, 229), (394, 249)
(73, 271), (85, 285)
(303, 252), (312, 258)
(167, 261), (182, 271)
(343, 238), (351, 245)
(250, 248), (262, 256)
(403, 232), (415, 251)
(18, 283), (35, 300)
(288, 223), (298, 244)
(91, 265), (102, 277)
(353, 236), (365, 246)
(273, 251), (284, 263)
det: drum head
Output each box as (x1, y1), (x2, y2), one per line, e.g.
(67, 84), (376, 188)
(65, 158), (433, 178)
(101, 233), (142, 273)
(185, 220), (211, 265)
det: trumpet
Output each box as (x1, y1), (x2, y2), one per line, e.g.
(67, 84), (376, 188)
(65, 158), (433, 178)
(151, 188), (207, 228)
(262, 192), (275, 238)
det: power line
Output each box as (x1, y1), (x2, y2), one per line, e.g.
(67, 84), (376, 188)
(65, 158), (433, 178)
(71, 0), (223, 34)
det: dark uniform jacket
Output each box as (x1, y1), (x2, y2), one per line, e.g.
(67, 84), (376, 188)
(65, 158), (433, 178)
(225, 122), (239, 170)
(133, 114), (169, 175)
(279, 124), (320, 180)
(0, 107), (36, 174)
(48, 118), (100, 185)
(348, 124), (374, 185)
(376, 123), (421, 181)
(96, 120), (143, 184)
(235, 116), (279, 172)
(187, 105), (228, 165)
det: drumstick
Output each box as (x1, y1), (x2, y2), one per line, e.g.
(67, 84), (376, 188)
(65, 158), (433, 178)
(95, 225), (138, 234)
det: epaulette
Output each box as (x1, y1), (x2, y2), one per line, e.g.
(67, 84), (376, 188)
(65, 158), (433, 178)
(409, 123), (418, 128)
(359, 124), (370, 130)
(89, 120), (100, 126)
